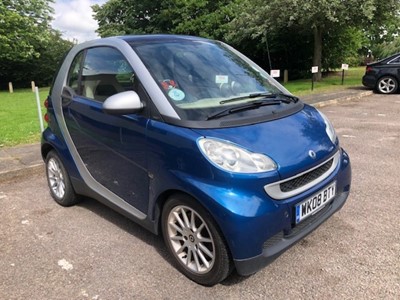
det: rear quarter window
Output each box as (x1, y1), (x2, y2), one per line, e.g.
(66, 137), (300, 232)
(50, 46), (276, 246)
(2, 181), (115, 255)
(388, 56), (400, 64)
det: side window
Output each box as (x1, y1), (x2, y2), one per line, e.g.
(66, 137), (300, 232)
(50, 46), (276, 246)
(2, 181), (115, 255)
(67, 51), (84, 94)
(81, 47), (135, 102)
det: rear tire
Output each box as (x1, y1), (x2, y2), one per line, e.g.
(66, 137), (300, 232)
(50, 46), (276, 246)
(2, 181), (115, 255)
(45, 150), (80, 206)
(161, 194), (233, 286)
(376, 76), (398, 94)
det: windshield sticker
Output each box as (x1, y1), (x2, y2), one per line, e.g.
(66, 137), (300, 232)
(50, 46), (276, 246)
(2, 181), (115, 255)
(215, 75), (229, 84)
(161, 79), (178, 91)
(168, 88), (185, 101)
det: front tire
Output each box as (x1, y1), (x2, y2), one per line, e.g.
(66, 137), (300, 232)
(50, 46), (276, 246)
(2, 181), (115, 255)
(376, 76), (398, 94)
(161, 194), (232, 286)
(45, 150), (79, 206)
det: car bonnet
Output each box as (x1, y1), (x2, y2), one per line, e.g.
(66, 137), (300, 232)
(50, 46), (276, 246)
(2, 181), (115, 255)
(192, 104), (338, 180)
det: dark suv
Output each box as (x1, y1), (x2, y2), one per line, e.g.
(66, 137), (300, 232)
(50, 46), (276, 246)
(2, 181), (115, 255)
(362, 53), (400, 94)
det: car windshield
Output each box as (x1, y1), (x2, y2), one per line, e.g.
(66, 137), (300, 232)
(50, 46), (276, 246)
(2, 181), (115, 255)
(131, 40), (291, 121)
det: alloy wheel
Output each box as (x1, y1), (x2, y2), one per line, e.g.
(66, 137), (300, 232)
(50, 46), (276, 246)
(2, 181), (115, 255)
(166, 205), (215, 274)
(378, 77), (397, 94)
(47, 157), (66, 199)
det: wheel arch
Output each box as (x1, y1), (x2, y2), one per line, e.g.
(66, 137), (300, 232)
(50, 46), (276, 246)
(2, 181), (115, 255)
(41, 142), (54, 160)
(153, 189), (183, 235)
(154, 190), (213, 235)
(41, 142), (70, 173)
(153, 189), (232, 256)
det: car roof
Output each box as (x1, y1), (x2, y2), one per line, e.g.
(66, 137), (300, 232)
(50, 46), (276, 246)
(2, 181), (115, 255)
(116, 34), (211, 44)
(71, 34), (213, 56)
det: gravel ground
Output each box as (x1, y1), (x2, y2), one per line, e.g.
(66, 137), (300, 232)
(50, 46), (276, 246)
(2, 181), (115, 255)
(0, 93), (399, 299)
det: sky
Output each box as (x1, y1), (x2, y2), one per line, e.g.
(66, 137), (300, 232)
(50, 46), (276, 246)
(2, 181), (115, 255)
(51, 0), (108, 43)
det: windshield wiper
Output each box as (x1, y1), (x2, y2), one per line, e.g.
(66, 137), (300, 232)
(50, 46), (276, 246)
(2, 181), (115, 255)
(207, 99), (284, 120)
(220, 92), (275, 104)
(279, 93), (299, 103)
(219, 92), (299, 105)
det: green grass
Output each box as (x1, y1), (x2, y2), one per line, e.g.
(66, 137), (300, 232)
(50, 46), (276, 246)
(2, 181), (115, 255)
(283, 67), (365, 96)
(0, 88), (49, 147)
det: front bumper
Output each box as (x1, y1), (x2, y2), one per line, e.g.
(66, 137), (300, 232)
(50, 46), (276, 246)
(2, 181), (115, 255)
(170, 148), (351, 276)
(234, 190), (349, 275)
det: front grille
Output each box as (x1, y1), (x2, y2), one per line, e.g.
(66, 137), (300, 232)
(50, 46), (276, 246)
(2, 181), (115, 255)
(264, 151), (340, 200)
(280, 158), (334, 193)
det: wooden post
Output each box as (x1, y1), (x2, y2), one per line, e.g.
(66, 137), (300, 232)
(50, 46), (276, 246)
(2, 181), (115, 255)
(8, 82), (13, 93)
(311, 74), (314, 91)
(284, 70), (288, 84)
(31, 81), (36, 92)
(341, 69), (345, 85)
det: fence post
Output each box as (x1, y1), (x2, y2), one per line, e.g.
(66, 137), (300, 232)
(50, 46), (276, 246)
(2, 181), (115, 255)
(8, 82), (13, 93)
(35, 87), (44, 132)
(31, 81), (36, 92)
(284, 70), (289, 84)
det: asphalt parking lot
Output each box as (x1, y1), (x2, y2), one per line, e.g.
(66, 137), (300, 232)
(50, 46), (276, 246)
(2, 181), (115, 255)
(1, 93), (399, 299)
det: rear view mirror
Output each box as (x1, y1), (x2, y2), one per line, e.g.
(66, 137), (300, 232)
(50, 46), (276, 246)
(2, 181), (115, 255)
(103, 91), (143, 115)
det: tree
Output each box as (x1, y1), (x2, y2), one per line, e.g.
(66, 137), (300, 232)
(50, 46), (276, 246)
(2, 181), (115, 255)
(13, 30), (73, 87)
(0, 0), (54, 62)
(322, 27), (366, 69)
(228, 0), (400, 80)
(0, 0), (73, 88)
(370, 36), (400, 60)
(93, 0), (235, 40)
(157, 0), (235, 40)
(364, 0), (400, 46)
(92, 0), (400, 80)
(92, 0), (164, 37)
(0, 28), (73, 89)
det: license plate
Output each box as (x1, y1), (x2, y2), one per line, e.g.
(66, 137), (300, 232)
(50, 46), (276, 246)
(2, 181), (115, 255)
(295, 182), (336, 224)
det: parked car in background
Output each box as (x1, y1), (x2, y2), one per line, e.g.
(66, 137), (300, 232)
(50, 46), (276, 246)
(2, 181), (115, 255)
(362, 52), (400, 94)
(41, 35), (352, 286)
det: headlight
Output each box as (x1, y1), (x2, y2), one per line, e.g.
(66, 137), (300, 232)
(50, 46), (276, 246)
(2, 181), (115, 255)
(319, 111), (337, 144)
(198, 138), (277, 173)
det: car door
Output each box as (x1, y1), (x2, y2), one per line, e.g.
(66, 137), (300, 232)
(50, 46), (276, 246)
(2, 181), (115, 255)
(62, 46), (150, 213)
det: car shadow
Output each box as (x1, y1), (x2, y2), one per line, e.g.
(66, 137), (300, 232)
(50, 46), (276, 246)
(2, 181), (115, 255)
(76, 196), (176, 267)
(220, 270), (252, 286)
(347, 86), (370, 91)
(76, 196), (252, 286)
(371, 89), (400, 94)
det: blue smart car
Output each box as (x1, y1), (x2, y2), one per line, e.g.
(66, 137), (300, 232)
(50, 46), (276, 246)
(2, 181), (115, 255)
(42, 35), (351, 286)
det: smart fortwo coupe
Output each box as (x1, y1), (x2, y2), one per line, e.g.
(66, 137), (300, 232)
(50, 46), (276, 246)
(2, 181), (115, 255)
(42, 35), (351, 286)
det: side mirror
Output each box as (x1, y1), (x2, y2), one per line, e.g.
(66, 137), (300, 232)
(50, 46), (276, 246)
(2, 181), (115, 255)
(102, 91), (143, 115)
